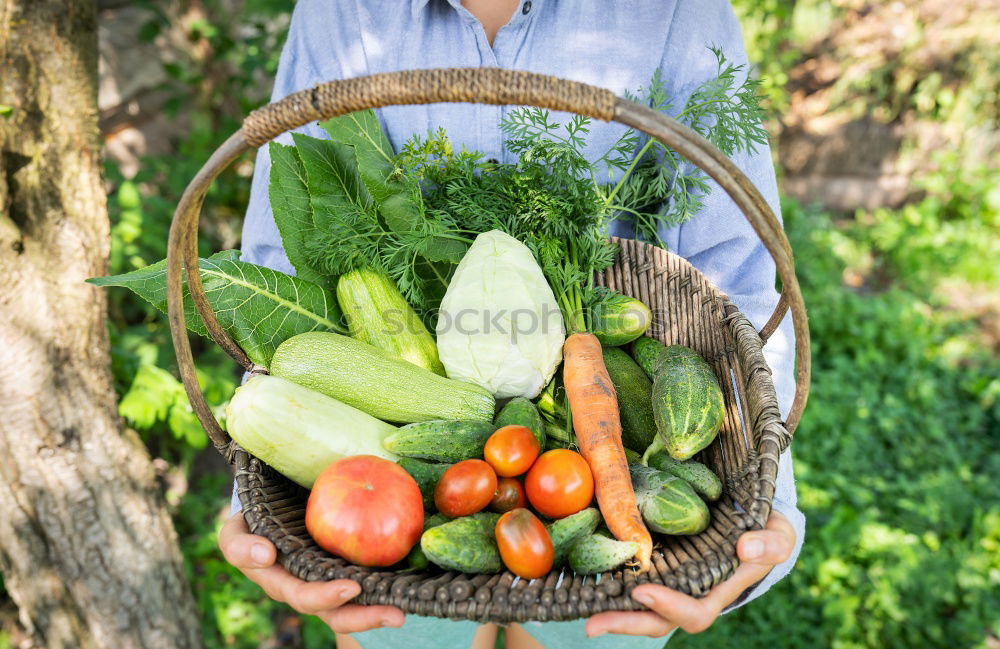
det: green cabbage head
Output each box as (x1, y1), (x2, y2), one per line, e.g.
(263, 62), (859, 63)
(436, 230), (565, 399)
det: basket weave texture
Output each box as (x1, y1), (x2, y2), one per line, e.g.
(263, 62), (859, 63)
(234, 238), (789, 624)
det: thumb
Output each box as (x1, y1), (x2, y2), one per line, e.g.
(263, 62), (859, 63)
(219, 513), (277, 570)
(737, 511), (795, 566)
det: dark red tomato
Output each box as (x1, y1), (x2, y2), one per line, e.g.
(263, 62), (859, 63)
(490, 477), (527, 513)
(434, 459), (498, 518)
(484, 425), (540, 477)
(524, 449), (594, 519)
(495, 508), (554, 579)
(305, 455), (424, 567)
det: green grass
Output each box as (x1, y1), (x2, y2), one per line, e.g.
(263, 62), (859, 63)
(670, 200), (999, 649)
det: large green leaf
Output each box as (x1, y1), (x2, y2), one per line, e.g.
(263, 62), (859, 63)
(88, 250), (343, 366)
(268, 142), (332, 288)
(319, 109), (394, 201)
(292, 131), (372, 231)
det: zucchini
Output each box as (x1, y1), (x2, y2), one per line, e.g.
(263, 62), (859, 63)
(225, 375), (397, 488)
(270, 331), (495, 424)
(495, 397), (545, 448)
(646, 451), (723, 501)
(592, 295), (653, 347)
(337, 268), (446, 375)
(569, 532), (638, 575)
(630, 465), (709, 535)
(602, 347), (656, 453)
(398, 457), (452, 510)
(383, 420), (495, 463)
(547, 508), (601, 565)
(421, 512), (502, 573)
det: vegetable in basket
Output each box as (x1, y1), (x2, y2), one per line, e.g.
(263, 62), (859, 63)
(632, 337), (725, 462)
(306, 455), (424, 567)
(337, 267), (446, 375)
(436, 230), (565, 399)
(270, 331), (495, 424)
(225, 374), (397, 488)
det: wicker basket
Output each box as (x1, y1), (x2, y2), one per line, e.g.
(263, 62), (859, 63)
(165, 68), (810, 624)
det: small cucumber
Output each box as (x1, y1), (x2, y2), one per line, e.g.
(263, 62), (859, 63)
(406, 513), (452, 569)
(421, 512), (502, 574)
(630, 465), (709, 535)
(602, 347), (657, 453)
(569, 533), (638, 575)
(398, 457), (452, 510)
(623, 447), (643, 465)
(646, 451), (723, 501)
(383, 420), (495, 463)
(592, 295), (652, 347)
(546, 508), (601, 565)
(631, 336), (667, 379)
(494, 397), (545, 448)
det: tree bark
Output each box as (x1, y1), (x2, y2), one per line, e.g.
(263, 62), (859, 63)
(0, 2), (203, 648)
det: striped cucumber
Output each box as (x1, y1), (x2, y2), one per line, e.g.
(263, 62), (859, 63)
(629, 464), (709, 535)
(632, 338), (725, 461)
(646, 451), (723, 501)
(592, 295), (653, 347)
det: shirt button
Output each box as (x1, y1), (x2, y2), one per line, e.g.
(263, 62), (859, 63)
(522, 1), (532, 14)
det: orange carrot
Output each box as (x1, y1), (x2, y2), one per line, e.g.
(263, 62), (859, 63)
(563, 332), (653, 572)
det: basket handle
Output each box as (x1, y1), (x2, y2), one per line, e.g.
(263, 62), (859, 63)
(166, 67), (810, 453)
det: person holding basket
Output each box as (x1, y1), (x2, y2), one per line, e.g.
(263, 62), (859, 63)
(219, 0), (804, 647)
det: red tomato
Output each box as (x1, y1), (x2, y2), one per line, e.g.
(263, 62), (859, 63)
(490, 477), (527, 513)
(434, 459), (498, 518)
(484, 425), (541, 477)
(305, 455), (423, 567)
(495, 508), (554, 579)
(524, 449), (594, 519)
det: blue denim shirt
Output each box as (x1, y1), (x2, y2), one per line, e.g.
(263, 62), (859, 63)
(237, 1), (805, 646)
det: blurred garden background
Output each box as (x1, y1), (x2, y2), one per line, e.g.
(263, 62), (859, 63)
(2, 0), (996, 647)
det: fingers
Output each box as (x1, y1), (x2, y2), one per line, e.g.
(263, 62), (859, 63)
(585, 611), (675, 638)
(219, 513), (276, 570)
(218, 513), (406, 632)
(320, 605), (405, 634)
(736, 510), (796, 566)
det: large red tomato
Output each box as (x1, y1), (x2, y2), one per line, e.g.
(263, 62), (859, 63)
(524, 449), (594, 519)
(495, 508), (554, 579)
(306, 455), (424, 567)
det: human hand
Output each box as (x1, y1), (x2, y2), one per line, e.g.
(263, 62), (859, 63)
(219, 513), (405, 633)
(585, 510), (795, 638)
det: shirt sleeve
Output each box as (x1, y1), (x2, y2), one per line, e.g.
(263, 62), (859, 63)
(656, 0), (805, 610)
(233, 1), (342, 515)
(241, 0), (339, 273)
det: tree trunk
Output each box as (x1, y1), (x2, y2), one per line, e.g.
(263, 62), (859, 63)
(0, 2), (203, 648)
